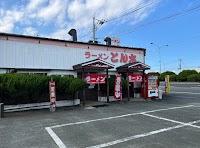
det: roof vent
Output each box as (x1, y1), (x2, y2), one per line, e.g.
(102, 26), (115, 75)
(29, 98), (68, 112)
(104, 37), (111, 46)
(68, 29), (77, 42)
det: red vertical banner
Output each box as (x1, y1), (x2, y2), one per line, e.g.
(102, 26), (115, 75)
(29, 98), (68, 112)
(49, 81), (56, 112)
(114, 74), (122, 100)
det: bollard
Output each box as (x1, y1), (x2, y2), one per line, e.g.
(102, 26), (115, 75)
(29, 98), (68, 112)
(0, 103), (4, 118)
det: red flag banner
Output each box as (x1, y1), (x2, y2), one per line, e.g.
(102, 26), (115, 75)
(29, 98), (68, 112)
(128, 74), (143, 82)
(49, 81), (56, 105)
(85, 74), (106, 84)
(114, 74), (122, 100)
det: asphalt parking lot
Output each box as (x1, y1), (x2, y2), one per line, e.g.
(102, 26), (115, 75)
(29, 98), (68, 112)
(1, 83), (200, 148)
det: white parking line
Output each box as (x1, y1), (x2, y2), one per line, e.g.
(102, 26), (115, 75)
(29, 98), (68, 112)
(174, 96), (200, 99)
(142, 113), (200, 129)
(50, 105), (194, 129)
(87, 119), (200, 148)
(191, 87), (200, 88)
(170, 91), (200, 94)
(45, 127), (66, 148)
(45, 105), (196, 148)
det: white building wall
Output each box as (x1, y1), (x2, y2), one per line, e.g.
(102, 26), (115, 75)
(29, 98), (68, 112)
(0, 40), (144, 71)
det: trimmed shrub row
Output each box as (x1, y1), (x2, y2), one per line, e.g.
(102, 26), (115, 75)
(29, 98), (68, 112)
(0, 74), (85, 105)
(0, 74), (128, 105)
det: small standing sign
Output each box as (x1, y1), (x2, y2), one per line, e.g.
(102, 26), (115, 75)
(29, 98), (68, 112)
(49, 80), (56, 112)
(165, 75), (170, 94)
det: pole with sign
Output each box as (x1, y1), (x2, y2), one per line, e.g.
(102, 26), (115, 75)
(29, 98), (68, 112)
(49, 80), (56, 112)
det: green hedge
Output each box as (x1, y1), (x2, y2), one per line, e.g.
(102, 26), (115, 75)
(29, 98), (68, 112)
(0, 74), (85, 105)
(176, 70), (198, 82)
(197, 74), (200, 81)
(187, 74), (200, 82)
(169, 74), (177, 81)
(159, 71), (176, 81)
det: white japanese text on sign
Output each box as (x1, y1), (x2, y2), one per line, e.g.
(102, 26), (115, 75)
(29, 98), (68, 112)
(114, 74), (122, 100)
(85, 74), (106, 84)
(128, 74), (143, 82)
(49, 81), (56, 105)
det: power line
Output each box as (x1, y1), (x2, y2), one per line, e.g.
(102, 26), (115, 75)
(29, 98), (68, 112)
(99, 4), (200, 38)
(105, 0), (158, 22)
(79, 0), (158, 41)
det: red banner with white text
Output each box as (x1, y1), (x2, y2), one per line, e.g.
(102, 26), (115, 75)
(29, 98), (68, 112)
(49, 81), (56, 105)
(114, 74), (122, 100)
(128, 74), (143, 82)
(85, 74), (106, 84)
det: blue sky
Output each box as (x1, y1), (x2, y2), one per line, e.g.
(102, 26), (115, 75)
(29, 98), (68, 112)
(0, 0), (200, 73)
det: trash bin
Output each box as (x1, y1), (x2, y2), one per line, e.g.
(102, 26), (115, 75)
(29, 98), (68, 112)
(158, 90), (163, 99)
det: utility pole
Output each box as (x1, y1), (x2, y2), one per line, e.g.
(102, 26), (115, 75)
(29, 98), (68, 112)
(178, 58), (182, 72)
(93, 14), (96, 42)
(92, 13), (106, 42)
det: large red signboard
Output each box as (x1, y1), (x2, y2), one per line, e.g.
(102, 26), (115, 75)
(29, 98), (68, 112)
(128, 74), (143, 82)
(114, 74), (122, 100)
(85, 74), (106, 84)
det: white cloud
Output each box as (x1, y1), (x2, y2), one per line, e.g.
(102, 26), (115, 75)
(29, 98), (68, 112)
(50, 28), (70, 40)
(0, 9), (24, 33)
(0, 0), (158, 40)
(37, 0), (65, 21)
(27, 0), (47, 11)
(22, 27), (38, 36)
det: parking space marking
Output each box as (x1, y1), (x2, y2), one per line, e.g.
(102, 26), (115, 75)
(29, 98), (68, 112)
(142, 113), (200, 129)
(191, 87), (200, 89)
(50, 105), (194, 129)
(45, 127), (66, 148)
(45, 104), (197, 148)
(174, 96), (200, 99)
(87, 119), (200, 148)
(171, 91), (200, 95)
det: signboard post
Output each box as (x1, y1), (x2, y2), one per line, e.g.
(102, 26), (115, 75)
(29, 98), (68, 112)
(114, 74), (122, 100)
(49, 80), (56, 112)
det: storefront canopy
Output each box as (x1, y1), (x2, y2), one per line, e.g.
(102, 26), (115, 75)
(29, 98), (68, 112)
(73, 58), (115, 70)
(116, 61), (150, 72)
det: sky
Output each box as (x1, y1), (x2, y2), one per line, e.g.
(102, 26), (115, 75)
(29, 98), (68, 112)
(0, 0), (200, 74)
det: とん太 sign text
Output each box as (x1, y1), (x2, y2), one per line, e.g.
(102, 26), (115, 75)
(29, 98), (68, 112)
(85, 51), (137, 63)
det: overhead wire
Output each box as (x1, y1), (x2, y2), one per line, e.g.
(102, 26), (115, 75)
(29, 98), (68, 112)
(79, 0), (158, 41)
(100, 4), (200, 38)
(105, 0), (158, 22)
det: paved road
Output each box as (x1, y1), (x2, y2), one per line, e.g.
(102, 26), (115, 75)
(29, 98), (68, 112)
(160, 81), (200, 88)
(1, 83), (200, 148)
